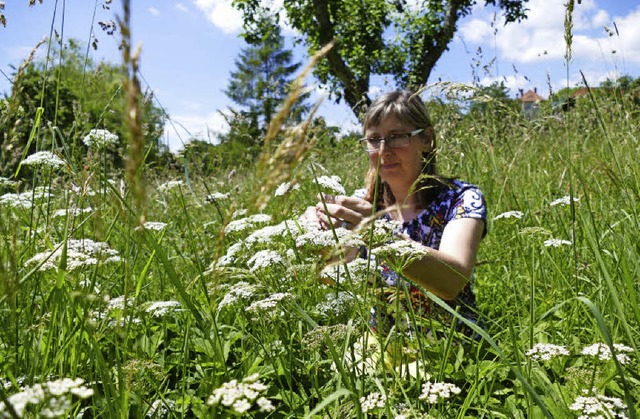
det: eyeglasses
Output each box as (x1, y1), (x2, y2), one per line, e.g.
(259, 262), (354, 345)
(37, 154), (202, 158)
(359, 128), (424, 153)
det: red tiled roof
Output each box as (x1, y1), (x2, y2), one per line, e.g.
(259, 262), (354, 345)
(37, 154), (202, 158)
(521, 89), (546, 102)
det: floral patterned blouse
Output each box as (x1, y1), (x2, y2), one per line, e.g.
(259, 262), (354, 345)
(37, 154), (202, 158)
(359, 179), (488, 336)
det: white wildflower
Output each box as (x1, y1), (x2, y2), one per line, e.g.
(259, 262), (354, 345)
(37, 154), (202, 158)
(360, 392), (387, 413)
(207, 375), (273, 414)
(550, 195), (580, 207)
(225, 214), (272, 233)
(53, 207), (93, 218)
(296, 227), (364, 249)
(218, 282), (258, 310)
(256, 397), (275, 412)
(0, 177), (18, 187)
(246, 292), (294, 313)
(274, 181), (300, 196)
(212, 241), (245, 268)
(320, 257), (376, 285)
(83, 129), (119, 149)
(543, 238), (572, 247)
(247, 250), (283, 271)
(107, 295), (134, 311)
(570, 391), (627, 418)
(372, 239), (428, 260)
(26, 238), (121, 272)
(140, 221), (167, 231)
(157, 180), (184, 192)
(0, 192), (33, 209)
(494, 210), (524, 220)
(314, 175), (346, 194)
(316, 291), (354, 318)
(418, 382), (461, 404)
(146, 399), (175, 417)
(245, 222), (289, 245)
(205, 192), (230, 202)
(0, 377), (93, 417)
(21, 151), (65, 169)
(145, 300), (181, 317)
(526, 343), (570, 361)
(581, 343), (634, 364)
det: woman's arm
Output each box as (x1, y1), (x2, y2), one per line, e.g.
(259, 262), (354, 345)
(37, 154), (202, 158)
(401, 218), (485, 301)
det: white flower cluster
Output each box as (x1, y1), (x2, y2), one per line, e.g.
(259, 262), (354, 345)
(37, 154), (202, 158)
(247, 250), (283, 271)
(217, 282), (258, 310)
(274, 181), (300, 196)
(83, 129), (119, 149)
(53, 207), (93, 218)
(21, 151), (65, 169)
(418, 382), (461, 404)
(372, 239), (428, 260)
(205, 192), (230, 202)
(316, 291), (354, 318)
(493, 210), (524, 220)
(314, 175), (346, 194)
(543, 238), (572, 247)
(157, 180), (184, 192)
(550, 195), (580, 207)
(106, 295), (134, 311)
(146, 398), (175, 418)
(359, 392), (387, 413)
(526, 343), (570, 361)
(296, 227), (364, 250)
(0, 377), (94, 418)
(320, 257), (376, 285)
(0, 192), (34, 209)
(225, 214), (272, 233)
(581, 343), (634, 364)
(26, 238), (121, 272)
(207, 374), (275, 414)
(141, 221), (167, 231)
(569, 391), (627, 418)
(246, 292), (294, 313)
(0, 177), (18, 187)
(213, 242), (245, 268)
(245, 221), (290, 245)
(144, 300), (181, 317)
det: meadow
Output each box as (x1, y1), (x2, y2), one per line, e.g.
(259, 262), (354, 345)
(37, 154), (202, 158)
(0, 74), (638, 418)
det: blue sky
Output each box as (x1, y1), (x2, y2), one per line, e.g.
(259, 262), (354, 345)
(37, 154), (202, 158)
(1, 0), (639, 151)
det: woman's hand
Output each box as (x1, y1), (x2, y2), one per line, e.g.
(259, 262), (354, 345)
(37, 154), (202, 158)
(315, 194), (373, 230)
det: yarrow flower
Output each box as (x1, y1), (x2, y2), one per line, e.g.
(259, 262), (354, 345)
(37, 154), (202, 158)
(225, 214), (272, 233)
(157, 180), (184, 192)
(217, 281), (258, 310)
(581, 343), (634, 364)
(21, 151), (65, 169)
(26, 238), (121, 272)
(296, 227), (364, 250)
(0, 177), (18, 187)
(144, 300), (181, 317)
(140, 221), (167, 231)
(315, 291), (355, 318)
(359, 392), (387, 413)
(0, 377), (94, 417)
(83, 129), (119, 149)
(543, 238), (572, 247)
(371, 239), (428, 262)
(314, 175), (346, 194)
(53, 207), (93, 218)
(205, 192), (230, 202)
(418, 382), (461, 404)
(274, 181), (300, 196)
(550, 195), (580, 207)
(0, 192), (34, 209)
(207, 374), (274, 414)
(494, 210), (524, 220)
(569, 390), (627, 418)
(246, 292), (294, 313)
(247, 250), (283, 271)
(526, 343), (570, 361)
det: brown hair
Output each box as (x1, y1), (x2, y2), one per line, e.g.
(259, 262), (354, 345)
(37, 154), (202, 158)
(363, 90), (449, 210)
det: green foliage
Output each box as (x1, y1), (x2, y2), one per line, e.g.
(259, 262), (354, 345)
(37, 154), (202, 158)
(0, 37), (166, 177)
(232, 0), (529, 116)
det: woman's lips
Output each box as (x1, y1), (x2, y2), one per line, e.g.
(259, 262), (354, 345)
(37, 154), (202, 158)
(380, 162), (399, 169)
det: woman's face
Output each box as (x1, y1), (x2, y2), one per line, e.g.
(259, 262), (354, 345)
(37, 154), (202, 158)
(365, 115), (429, 199)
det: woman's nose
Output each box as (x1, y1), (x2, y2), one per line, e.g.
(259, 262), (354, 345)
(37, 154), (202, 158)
(379, 140), (391, 155)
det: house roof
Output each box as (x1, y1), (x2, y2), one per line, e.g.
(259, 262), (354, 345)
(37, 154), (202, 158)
(520, 89), (546, 102)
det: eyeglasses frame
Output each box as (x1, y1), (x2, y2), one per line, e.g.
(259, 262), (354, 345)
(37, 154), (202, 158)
(359, 128), (425, 153)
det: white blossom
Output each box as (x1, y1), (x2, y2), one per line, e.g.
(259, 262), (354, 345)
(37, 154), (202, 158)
(418, 382), (461, 403)
(144, 300), (181, 317)
(581, 343), (634, 364)
(26, 238), (121, 272)
(157, 180), (184, 192)
(543, 238), (572, 247)
(0, 177), (18, 187)
(141, 221), (167, 231)
(494, 210), (524, 220)
(83, 129), (119, 149)
(247, 250), (283, 271)
(360, 392), (387, 413)
(296, 227), (364, 249)
(21, 151), (65, 169)
(246, 292), (294, 313)
(526, 343), (570, 361)
(0, 192), (33, 209)
(314, 175), (346, 194)
(0, 377), (93, 417)
(217, 282), (258, 310)
(205, 192), (230, 202)
(274, 181), (300, 196)
(207, 375), (273, 415)
(550, 195), (580, 207)
(570, 390), (627, 418)
(316, 291), (354, 318)
(372, 239), (428, 260)
(225, 214), (272, 233)
(53, 207), (93, 218)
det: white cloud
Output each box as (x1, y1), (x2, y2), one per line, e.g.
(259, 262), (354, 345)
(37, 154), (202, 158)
(176, 3), (189, 13)
(459, 18), (493, 43)
(148, 7), (160, 17)
(163, 111), (229, 151)
(193, 0), (244, 34)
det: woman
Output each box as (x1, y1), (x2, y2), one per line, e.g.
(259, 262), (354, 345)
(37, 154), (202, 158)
(308, 90), (487, 336)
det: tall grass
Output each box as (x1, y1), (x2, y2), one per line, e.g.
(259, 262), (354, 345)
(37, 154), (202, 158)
(1, 4), (639, 419)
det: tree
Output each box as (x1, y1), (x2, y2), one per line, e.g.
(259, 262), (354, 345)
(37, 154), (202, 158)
(469, 80), (512, 114)
(223, 17), (309, 146)
(0, 37), (166, 176)
(233, 0), (529, 118)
